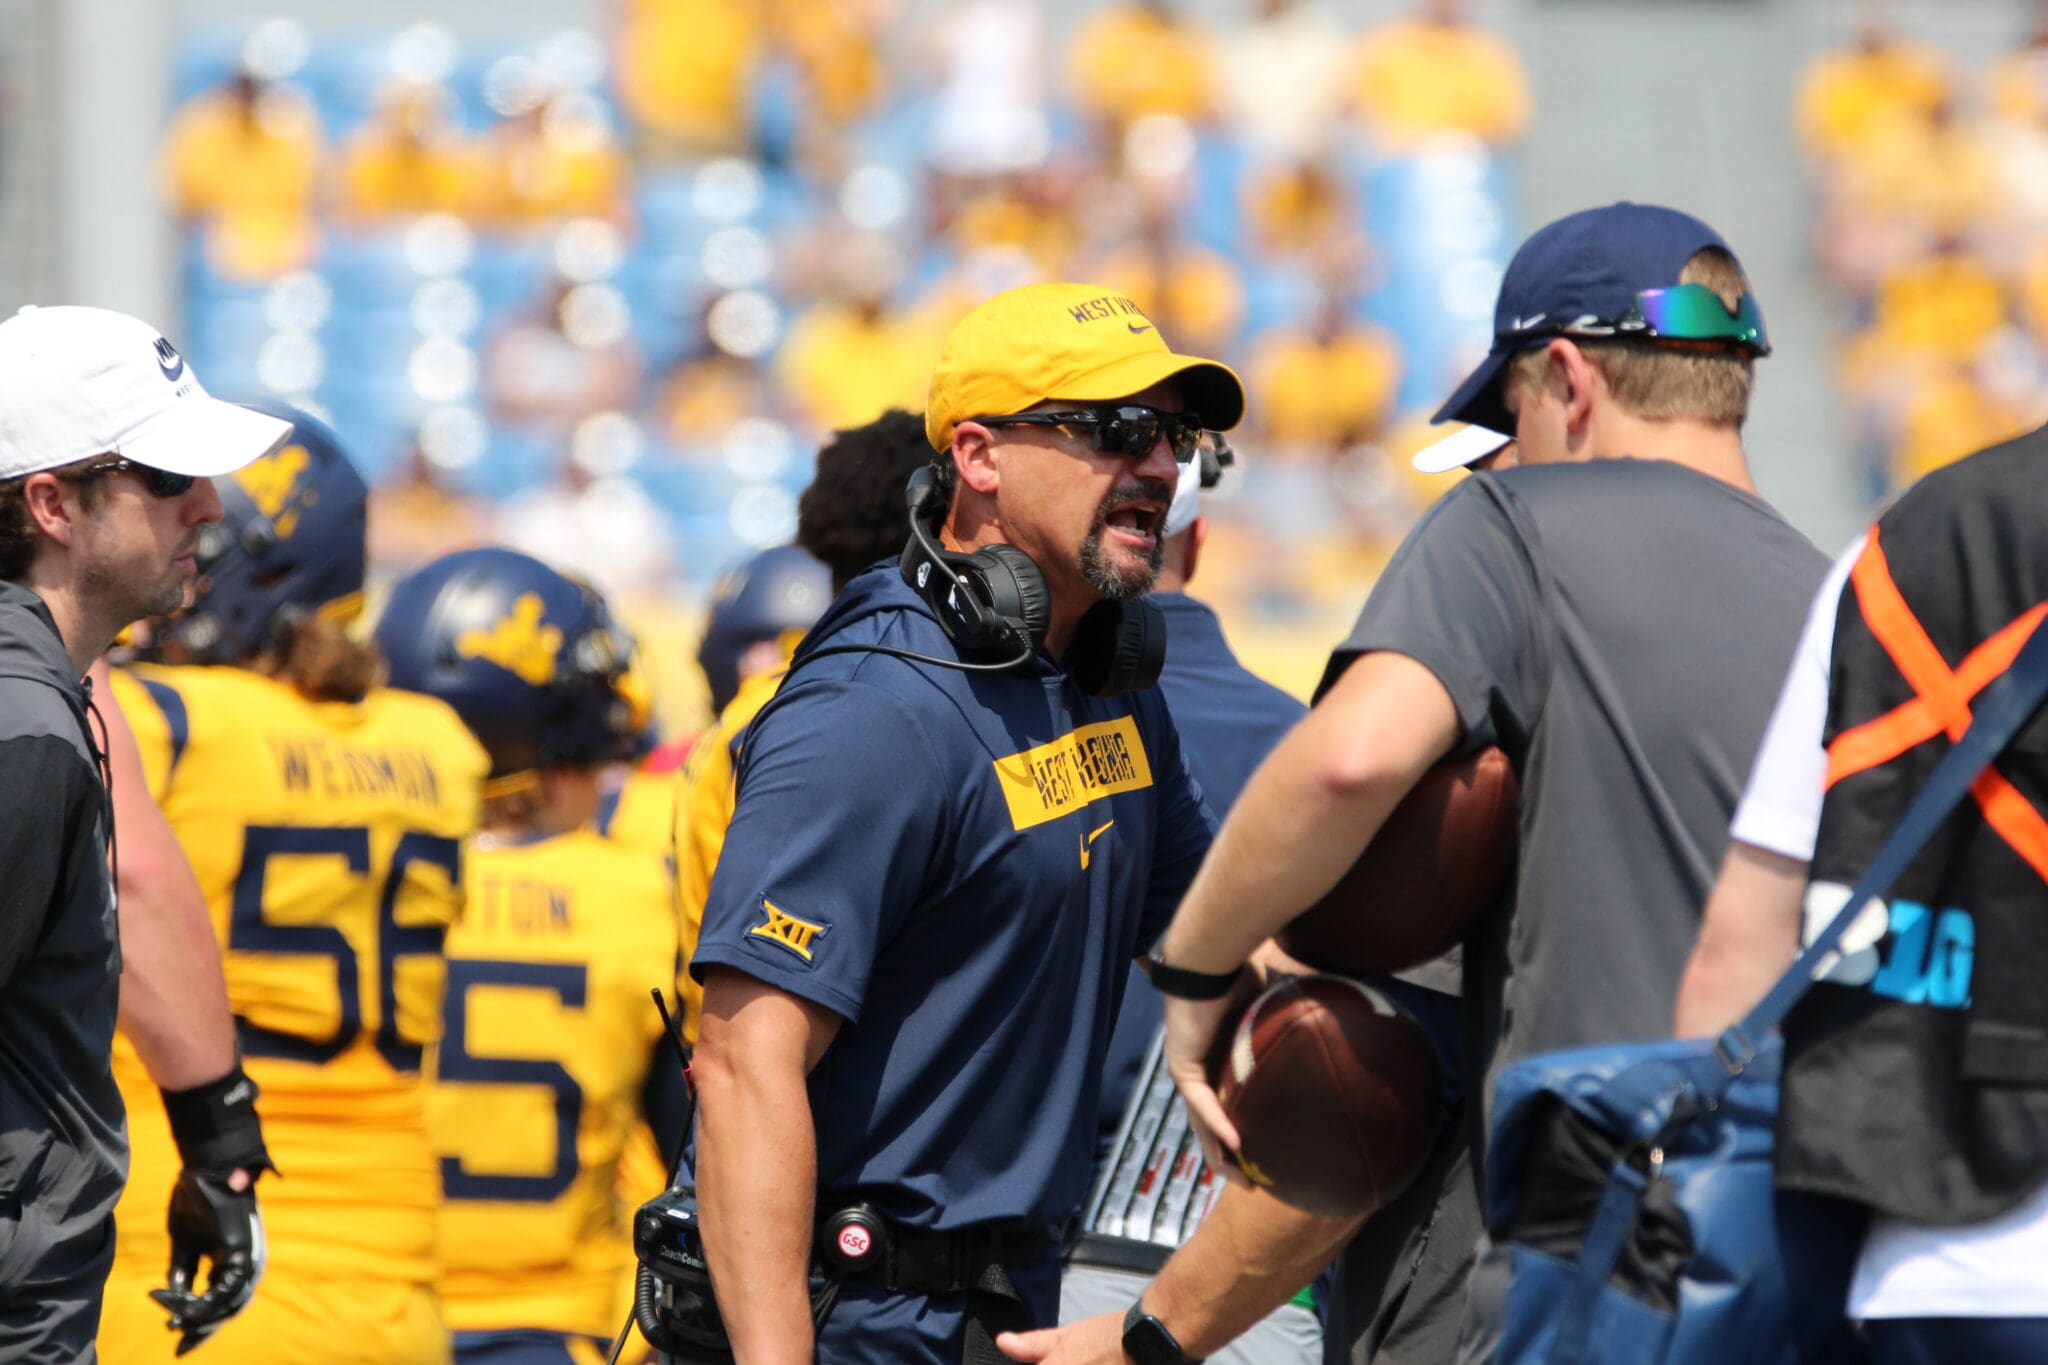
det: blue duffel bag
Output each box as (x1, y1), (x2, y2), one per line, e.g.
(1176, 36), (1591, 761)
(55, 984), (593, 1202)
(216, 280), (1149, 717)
(1486, 1033), (1864, 1364)
(1482, 616), (2048, 1365)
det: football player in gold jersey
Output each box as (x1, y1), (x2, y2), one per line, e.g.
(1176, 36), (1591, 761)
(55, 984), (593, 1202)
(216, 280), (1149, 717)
(378, 548), (685, 1365)
(593, 730), (689, 860)
(98, 407), (490, 1365)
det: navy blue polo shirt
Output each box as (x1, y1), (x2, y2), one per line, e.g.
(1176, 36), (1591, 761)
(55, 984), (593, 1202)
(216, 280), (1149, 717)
(691, 564), (1216, 1233)
(1096, 591), (1306, 1144)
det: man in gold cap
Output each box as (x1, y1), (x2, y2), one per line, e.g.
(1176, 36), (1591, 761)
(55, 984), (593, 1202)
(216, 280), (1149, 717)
(686, 283), (1241, 1363)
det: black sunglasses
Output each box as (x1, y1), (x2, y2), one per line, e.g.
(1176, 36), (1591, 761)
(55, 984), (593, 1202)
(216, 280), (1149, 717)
(60, 458), (198, 498)
(975, 405), (1205, 464)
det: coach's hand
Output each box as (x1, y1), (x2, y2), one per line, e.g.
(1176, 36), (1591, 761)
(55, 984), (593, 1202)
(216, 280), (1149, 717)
(995, 1309), (1124, 1363)
(150, 1166), (265, 1355)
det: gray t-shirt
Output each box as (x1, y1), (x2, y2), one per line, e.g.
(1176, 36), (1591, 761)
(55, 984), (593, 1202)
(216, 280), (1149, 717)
(1320, 459), (1826, 1364)
(1326, 459), (1828, 1114)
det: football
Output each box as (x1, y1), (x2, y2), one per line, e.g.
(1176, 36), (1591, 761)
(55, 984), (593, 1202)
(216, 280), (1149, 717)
(1278, 747), (1519, 975)
(1207, 975), (1442, 1218)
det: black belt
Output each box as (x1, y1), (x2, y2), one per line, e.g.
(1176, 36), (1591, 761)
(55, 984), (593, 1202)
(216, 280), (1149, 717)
(815, 1203), (1058, 1364)
(1063, 1229), (1172, 1276)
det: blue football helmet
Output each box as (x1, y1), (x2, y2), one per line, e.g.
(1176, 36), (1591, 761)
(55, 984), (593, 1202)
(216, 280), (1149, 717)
(697, 545), (831, 713)
(150, 402), (369, 663)
(375, 547), (650, 780)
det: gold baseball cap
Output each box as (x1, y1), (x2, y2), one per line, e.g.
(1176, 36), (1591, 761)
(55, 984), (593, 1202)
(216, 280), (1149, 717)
(924, 282), (1245, 454)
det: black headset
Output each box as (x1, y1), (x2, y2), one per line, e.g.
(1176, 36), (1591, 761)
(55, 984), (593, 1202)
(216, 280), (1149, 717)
(896, 465), (1165, 697)
(733, 468), (1169, 782)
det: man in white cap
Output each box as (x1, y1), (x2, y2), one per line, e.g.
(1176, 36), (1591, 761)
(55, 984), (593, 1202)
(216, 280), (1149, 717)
(0, 305), (287, 1357)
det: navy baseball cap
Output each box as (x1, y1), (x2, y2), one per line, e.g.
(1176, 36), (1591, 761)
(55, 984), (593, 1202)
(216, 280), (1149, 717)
(1433, 203), (1753, 432)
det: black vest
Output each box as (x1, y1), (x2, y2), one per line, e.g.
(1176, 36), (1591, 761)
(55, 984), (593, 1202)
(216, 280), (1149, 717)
(1777, 428), (2048, 1225)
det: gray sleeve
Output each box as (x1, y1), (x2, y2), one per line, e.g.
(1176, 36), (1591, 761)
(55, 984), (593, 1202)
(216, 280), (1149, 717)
(0, 734), (95, 991)
(1316, 477), (1550, 757)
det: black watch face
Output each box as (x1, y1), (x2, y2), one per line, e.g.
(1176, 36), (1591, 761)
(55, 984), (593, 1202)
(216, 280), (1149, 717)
(1123, 1312), (1181, 1365)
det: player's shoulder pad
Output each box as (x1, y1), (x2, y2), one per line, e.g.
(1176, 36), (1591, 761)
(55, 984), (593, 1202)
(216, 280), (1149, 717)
(112, 663), (198, 777)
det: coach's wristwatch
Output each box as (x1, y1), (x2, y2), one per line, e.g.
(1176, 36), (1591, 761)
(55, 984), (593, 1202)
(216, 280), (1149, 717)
(1123, 1300), (1203, 1365)
(1143, 943), (1240, 1000)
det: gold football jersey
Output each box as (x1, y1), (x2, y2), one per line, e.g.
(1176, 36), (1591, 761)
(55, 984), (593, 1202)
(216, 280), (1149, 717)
(433, 827), (682, 1337)
(671, 652), (793, 1045)
(594, 759), (683, 862)
(106, 664), (488, 1287)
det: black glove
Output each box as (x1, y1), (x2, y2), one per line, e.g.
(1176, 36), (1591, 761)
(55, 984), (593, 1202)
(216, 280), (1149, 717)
(149, 1170), (265, 1356)
(152, 1062), (276, 1356)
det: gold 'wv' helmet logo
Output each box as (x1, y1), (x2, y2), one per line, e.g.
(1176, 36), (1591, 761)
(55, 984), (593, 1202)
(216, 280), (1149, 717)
(231, 444), (313, 538)
(455, 592), (563, 686)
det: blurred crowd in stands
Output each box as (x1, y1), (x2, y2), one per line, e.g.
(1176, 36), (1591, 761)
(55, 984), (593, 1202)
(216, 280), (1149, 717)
(163, 0), (1530, 721)
(1802, 8), (2048, 494)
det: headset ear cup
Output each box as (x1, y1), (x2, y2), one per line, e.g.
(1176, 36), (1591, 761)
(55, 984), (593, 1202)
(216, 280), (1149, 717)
(1068, 599), (1166, 697)
(967, 545), (1052, 654)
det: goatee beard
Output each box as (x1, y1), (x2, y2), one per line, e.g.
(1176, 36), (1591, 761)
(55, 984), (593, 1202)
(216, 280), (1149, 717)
(1078, 481), (1170, 600)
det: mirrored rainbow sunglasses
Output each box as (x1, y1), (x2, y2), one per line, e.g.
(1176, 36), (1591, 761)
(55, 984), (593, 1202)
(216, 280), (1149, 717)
(1497, 283), (1770, 357)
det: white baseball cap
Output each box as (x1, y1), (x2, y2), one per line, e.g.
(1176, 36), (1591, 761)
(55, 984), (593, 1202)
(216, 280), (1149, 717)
(0, 305), (291, 482)
(1411, 423), (1512, 475)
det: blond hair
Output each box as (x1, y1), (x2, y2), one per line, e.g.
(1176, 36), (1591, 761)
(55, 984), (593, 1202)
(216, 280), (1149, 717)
(255, 614), (380, 704)
(1507, 247), (1756, 427)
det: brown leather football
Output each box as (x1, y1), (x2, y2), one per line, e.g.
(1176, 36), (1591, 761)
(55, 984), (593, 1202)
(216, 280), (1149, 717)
(1206, 975), (1442, 1217)
(1278, 747), (1518, 975)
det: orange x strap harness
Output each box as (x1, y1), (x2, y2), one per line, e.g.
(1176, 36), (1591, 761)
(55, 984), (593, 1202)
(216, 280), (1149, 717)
(1824, 529), (2048, 886)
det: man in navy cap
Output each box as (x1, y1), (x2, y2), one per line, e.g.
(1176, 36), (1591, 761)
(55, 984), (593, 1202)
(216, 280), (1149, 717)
(1003, 203), (1834, 1365)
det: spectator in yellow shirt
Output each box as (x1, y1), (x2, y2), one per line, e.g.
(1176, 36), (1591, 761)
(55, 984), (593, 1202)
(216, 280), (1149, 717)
(1835, 98), (2001, 240)
(614, 0), (762, 157)
(163, 70), (324, 280)
(1835, 245), (2007, 431)
(1066, 0), (1216, 134)
(945, 170), (1081, 277)
(1794, 19), (1951, 169)
(771, 0), (892, 129)
(1350, 0), (1532, 150)
(1244, 159), (1351, 259)
(776, 247), (937, 433)
(1248, 295), (1402, 456)
(1088, 207), (1246, 358)
(1893, 364), (2033, 485)
(655, 337), (771, 452)
(336, 82), (476, 223)
(1869, 244), (2009, 368)
(367, 447), (492, 577)
(469, 88), (630, 227)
